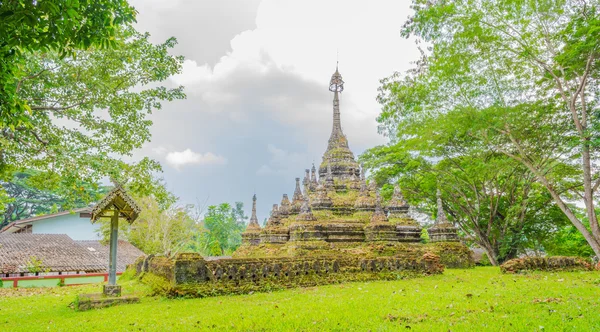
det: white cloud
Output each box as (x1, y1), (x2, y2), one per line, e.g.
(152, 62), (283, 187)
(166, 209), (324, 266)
(167, 0), (417, 149)
(165, 149), (227, 169)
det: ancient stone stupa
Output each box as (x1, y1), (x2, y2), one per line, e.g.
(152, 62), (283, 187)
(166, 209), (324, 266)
(238, 66), (469, 264)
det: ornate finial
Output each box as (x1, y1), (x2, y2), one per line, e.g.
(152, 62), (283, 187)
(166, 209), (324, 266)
(436, 189), (449, 225)
(329, 64), (344, 93)
(370, 191), (388, 223)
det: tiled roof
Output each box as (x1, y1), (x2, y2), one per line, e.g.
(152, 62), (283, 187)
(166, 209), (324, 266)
(0, 234), (106, 274)
(76, 240), (146, 273)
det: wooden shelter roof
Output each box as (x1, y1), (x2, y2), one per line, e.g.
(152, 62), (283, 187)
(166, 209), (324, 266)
(90, 185), (141, 223)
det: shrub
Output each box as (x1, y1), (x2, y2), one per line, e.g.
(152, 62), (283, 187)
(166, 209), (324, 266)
(478, 253), (492, 266)
(500, 256), (594, 274)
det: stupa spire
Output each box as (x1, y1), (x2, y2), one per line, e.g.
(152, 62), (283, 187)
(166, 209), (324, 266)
(250, 194), (258, 222)
(310, 163), (318, 189)
(436, 189), (449, 225)
(319, 65), (359, 181)
(245, 194), (261, 232)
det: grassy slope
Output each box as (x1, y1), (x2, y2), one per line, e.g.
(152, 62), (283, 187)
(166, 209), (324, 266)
(1, 267), (599, 331)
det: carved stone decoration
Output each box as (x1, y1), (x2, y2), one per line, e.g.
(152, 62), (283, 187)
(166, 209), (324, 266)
(428, 189), (460, 242)
(296, 199), (317, 221)
(311, 183), (333, 210)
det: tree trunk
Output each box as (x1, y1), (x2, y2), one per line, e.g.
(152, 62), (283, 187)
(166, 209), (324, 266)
(479, 239), (500, 266)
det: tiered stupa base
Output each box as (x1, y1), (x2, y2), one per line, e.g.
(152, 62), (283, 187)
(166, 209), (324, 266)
(260, 227), (290, 244)
(396, 225), (422, 243)
(241, 231), (261, 245)
(364, 223), (398, 242)
(427, 223), (460, 242)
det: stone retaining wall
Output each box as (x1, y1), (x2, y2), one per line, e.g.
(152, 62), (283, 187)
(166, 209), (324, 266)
(135, 252), (444, 297)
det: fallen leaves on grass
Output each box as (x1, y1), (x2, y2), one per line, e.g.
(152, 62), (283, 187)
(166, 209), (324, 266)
(533, 298), (562, 304)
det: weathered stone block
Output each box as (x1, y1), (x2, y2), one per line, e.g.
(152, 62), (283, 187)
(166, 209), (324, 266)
(102, 284), (121, 297)
(77, 293), (139, 311)
(428, 225), (460, 242)
(364, 223), (398, 242)
(396, 225), (422, 243)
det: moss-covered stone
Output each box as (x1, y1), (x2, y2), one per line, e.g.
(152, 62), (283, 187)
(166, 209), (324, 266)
(500, 256), (594, 274)
(135, 252), (443, 298)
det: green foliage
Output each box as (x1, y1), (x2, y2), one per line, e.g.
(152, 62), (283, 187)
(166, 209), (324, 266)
(100, 195), (199, 257)
(197, 203), (246, 256)
(542, 225), (596, 258)
(25, 256), (49, 274)
(0, 24), (185, 213)
(3, 268), (600, 330)
(0, 169), (109, 229)
(0, 0), (137, 130)
(479, 253), (492, 267)
(369, 0), (600, 258)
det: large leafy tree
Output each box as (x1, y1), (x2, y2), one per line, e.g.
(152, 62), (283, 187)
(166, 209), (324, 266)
(1, 0), (137, 129)
(377, 0), (600, 256)
(0, 25), (185, 208)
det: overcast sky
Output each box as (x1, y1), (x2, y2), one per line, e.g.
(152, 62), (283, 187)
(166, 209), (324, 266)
(128, 0), (420, 222)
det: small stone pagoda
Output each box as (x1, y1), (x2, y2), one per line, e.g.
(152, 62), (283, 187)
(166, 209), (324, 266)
(427, 189), (460, 242)
(237, 66), (470, 266)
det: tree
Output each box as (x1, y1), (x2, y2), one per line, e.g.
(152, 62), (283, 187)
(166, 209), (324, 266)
(378, 0), (600, 257)
(100, 195), (198, 257)
(1, 0), (137, 130)
(0, 169), (110, 229)
(200, 203), (246, 256)
(0, 25), (185, 209)
(362, 143), (570, 264)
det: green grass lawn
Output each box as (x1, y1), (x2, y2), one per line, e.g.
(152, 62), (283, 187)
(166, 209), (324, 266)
(1, 267), (600, 331)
